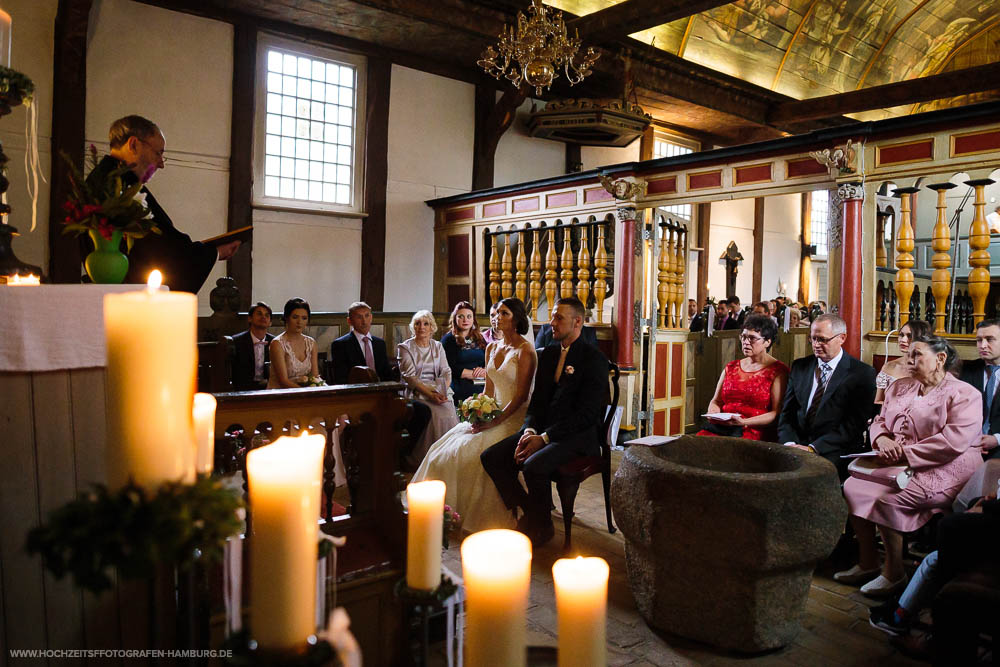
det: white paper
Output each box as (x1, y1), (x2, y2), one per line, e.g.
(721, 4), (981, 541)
(839, 451), (880, 458)
(625, 435), (680, 446)
(702, 412), (740, 421)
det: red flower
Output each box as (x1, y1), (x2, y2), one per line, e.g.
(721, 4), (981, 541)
(97, 217), (115, 241)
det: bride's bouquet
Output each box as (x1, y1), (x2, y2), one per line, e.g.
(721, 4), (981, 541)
(458, 393), (500, 425)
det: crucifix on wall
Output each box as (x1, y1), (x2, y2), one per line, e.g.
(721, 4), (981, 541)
(719, 241), (744, 299)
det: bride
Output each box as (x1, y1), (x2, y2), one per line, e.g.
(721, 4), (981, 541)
(409, 297), (536, 533)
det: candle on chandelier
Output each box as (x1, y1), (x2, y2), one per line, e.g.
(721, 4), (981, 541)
(247, 433), (326, 650)
(552, 556), (609, 667)
(405, 480), (446, 590)
(461, 529), (531, 667)
(104, 269), (197, 488)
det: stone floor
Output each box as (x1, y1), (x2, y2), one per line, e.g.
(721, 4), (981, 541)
(429, 450), (929, 667)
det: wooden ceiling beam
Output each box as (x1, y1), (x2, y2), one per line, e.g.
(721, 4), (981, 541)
(567, 0), (731, 42)
(767, 62), (1000, 125)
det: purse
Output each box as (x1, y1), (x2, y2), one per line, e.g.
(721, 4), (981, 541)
(848, 456), (913, 489)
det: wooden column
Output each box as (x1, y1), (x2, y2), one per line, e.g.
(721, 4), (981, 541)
(528, 229), (542, 319)
(576, 225), (591, 310)
(501, 232), (513, 298)
(514, 231), (528, 304)
(893, 187), (919, 329)
(874, 210), (888, 268)
(966, 178), (996, 326)
(696, 202), (711, 308)
(47, 0), (94, 282)
(657, 222), (671, 328)
(615, 207), (638, 368)
(544, 228), (558, 314)
(226, 19), (256, 309)
(473, 84), (526, 191)
(674, 225), (687, 327)
(560, 226), (574, 299)
(489, 233), (502, 306)
(838, 182), (864, 359)
(360, 57), (391, 309)
(928, 183), (957, 333)
(752, 197), (765, 303)
(593, 223), (608, 323)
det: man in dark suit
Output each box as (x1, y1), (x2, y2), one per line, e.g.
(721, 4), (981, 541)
(329, 301), (392, 384)
(728, 295), (745, 328)
(481, 297), (609, 546)
(230, 302), (274, 391)
(957, 318), (1000, 461)
(778, 313), (877, 479)
(89, 116), (241, 292)
(533, 321), (598, 349)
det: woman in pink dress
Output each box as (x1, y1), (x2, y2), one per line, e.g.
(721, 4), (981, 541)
(836, 335), (982, 597)
(697, 314), (789, 441)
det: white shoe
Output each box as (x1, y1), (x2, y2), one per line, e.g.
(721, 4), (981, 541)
(860, 574), (908, 597)
(833, 564), (880, 585)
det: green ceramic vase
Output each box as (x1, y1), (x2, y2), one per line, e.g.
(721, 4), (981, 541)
(85, 228), (129, 284)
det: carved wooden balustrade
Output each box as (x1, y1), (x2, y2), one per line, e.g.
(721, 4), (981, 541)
(655, 217), (689, 329)
(485, 216), (615, 321)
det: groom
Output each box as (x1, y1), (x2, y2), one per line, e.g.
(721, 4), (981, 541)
(481, 297), (608, 546)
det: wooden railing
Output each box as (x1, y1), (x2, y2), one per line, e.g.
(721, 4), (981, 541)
(655, 218), (689, 329)
(485, 217), (614, 321)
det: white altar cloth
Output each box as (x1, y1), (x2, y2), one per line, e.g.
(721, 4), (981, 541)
(0, 284), (142, 372)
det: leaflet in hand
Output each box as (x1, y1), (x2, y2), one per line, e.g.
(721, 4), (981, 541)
(625, 435), (680, 446)
(702, 412), (740, 421)
(840, 451), (880, 459)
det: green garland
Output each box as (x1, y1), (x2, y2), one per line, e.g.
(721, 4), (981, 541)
(0, 66), (34, 106)
(26, 477), (244, 594)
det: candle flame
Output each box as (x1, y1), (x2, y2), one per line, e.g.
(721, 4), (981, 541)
(147, 270), (163, 292)
(9, 273), (40, 285)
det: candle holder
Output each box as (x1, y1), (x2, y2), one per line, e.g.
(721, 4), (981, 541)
(222, 631), (341, 667)
(393, 575), (459, 666)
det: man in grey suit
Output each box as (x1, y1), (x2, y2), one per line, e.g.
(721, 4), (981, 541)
(778, 313), (877, 480)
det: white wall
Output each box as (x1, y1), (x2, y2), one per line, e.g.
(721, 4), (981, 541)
(760, 193), (801, 301)
(384, 65), (475, 311)
(580, 141), (641, 171)
(0, 0), (57, 272)
(494, 97), (563, 187)
(707, 198), (755, 302)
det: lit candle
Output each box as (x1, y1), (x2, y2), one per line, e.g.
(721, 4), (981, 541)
(0, 10), (10, 68)
(406, 480), (445, 590)
(192, 392), (217, 475)
(104, 270), (197, 489)
(461, 529), (531, 667)
(552, 556), (609, 667)
(9, 273), (39, 285)
(247, 433), (326, 650)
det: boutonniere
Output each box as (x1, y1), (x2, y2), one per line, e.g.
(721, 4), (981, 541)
(565, 366), (575, 375)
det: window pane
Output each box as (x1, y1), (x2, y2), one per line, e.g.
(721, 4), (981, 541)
(311, 80), (325, 102)
(280, 178), (294, 198)
(280, 157), (294, 177)
(296, 98), (310, 118)
(265, 155), (280, 176)
(265, 176), (279, 196)
(295, 179), (309, 199)
(323, 183), (337, 202)
(310, 122), (324, 141)
(336, 184), (350, 204)
(310, 101), (324, 121)
(337, 125), (351, 144)
(282, 75), (296, 96)
(266, 93), (281, 114)
(295, 139), (309, 159)
(326, 63), (339, 83)
(281, 136), (295, 155)
(265, 134), (280, 155)
(267, 51), (283, 72)
(811, 190), (830, 257)
(323, 163), (337, 182)
(281, 116), (295, 137)
(312, 61), (325, 82)
(266, 113), (280, 134)
(324, 144), (337, 162)
(309, 181), (323, 201)
(338, 106), (352, 126)
(295, 159), (308, 179)
(282, 95), (296, 117)
(337, 165), (350, 183)
(296, 118), (310, 138)
(338, 86), (352, 106)
(267, 72), (282, 93)
(310, 142), (323, 161)
(337, 145), (351, 164)
(283, 54), (297, 75)
(297, 57), (311, 79)
(339, 67), (354, 87)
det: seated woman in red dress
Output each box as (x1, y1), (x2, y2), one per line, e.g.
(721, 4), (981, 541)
(697, 314), (789, 441)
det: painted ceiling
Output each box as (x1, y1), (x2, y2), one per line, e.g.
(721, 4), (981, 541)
(547, 0), (1000, 120)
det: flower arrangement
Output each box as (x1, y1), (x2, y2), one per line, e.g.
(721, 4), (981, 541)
(458, 393), (501, 424)
(304, 375), (327, 387)
(442, 504), (463, 548)
(0, 66), (34, 108)
(59, 144), (160, 249)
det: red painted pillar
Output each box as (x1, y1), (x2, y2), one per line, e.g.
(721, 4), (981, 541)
(615, 207), (636, 368)
(839, 182), (864, 359)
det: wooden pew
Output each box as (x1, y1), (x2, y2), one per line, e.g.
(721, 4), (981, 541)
(213, 382), (409, 666)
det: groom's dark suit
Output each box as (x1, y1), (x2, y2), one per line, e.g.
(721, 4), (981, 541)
(777, 352), (877, 479)
(230, 329), (274, 390)
(481, 336), (608, 536)
(329, 332), (391, 384)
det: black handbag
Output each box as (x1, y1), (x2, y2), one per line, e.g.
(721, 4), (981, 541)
(700, 420), (744, 438)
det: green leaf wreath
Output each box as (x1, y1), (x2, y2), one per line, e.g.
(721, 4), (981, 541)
(0, 66), (34, 107)
(26, 477), (244, 594)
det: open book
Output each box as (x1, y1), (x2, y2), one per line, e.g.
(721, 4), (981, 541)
(202, 225), (253, 247)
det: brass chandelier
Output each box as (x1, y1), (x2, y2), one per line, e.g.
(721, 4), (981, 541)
(477, 0), (600, 96)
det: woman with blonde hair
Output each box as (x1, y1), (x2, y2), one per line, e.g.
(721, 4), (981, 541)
(397, 310), (459, 465)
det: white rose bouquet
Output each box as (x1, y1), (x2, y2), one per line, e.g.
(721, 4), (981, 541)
(458, 393), (501, 425)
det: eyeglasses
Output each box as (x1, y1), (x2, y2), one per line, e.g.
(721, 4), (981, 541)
(136, 137), (166, 161)
(809, 334), (844, 344)
(739, 334), (764, 344)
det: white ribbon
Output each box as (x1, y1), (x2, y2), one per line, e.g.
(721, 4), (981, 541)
(706, 306), (715, 337)
(223, 535), (244, 635)
(783, 306), (791, 333)
(23, 97), (45, 232)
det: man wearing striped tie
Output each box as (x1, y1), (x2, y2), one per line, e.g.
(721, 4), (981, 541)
(778, 313), (877, 480)
(958, 319), (1000, 462)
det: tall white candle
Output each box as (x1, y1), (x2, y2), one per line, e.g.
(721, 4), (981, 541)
(461, 529), (531, 667)
(192, 392), (217, 475)
(0, 10), (10, 68)
(104, 271), (197, 489)
(247, 433), (326, 650)
(552, 556), (609, 667)
(406, 480), (445, 590)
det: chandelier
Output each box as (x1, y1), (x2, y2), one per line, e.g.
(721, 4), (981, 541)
(477, 0), (600, 96)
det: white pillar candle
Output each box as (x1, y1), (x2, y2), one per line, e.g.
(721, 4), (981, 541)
(0, 10), (10, 68)
(104, 271), (197, 489)
(461, 529), (531, 667)
(405, 480), (445, 590)
(192, 392), (217, 475)
(552, 556), (609, 667)
(247, 433), (326, 650)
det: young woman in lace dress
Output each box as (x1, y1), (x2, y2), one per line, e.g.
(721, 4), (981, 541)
(408, 297), (536, 533)
(267, 297), (320, 388)
(875, 320), (930, 404)
(697, 314), (789, 441)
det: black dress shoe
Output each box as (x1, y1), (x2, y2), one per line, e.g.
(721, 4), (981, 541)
(530, 520), (555, 548)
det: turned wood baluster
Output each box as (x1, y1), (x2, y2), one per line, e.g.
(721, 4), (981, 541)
(515, 229), (528, 304)
(593, 223), (608, 323)
(489, 232), (502, 307)
(893, 187), (919, 328)
(966, 178), (996, 326)
(673, 225), (687, 328)
(876, 281), (886, 331)
(888, 282), (897, 332)
(657, 222), (671, 328)
(875, 210), (888, 268)
(544, 228), (558, 314)
(576, 223), (592, 310)
(668, 223), (680, 327)
(925, 286), (935, 329)
(560, 225), (575, 299)
(928, 183), (956, 333)
(529, 229), (542, 320)
(501, 232), (514, 298)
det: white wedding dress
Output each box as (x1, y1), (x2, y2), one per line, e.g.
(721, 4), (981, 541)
(409, 342), (535, 533)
